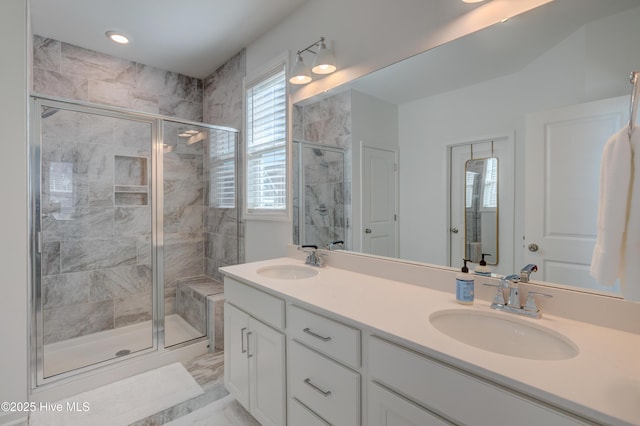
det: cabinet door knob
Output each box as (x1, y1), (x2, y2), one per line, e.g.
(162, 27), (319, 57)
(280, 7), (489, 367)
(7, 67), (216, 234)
(528, 243), (539, 252)
(365, 228), (372, 234)
(451, 227), (459, 234)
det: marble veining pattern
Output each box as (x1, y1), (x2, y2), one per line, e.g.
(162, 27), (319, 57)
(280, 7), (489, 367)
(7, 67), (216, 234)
(293, 90), (353, 249)
(33, 35), (203, 121)
(33, 34), (243, 350)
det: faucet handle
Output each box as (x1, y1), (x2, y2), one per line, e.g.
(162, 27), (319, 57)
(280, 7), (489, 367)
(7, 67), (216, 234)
(483, 283), (506, 306)
(524, 291), (553, 313)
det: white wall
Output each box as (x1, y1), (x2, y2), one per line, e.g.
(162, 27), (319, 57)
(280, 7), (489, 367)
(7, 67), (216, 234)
(398, 6), (640, 268)
(244, 0), (551, 259)
(0, 0), (29, 424)
(248, 0), (552, 104)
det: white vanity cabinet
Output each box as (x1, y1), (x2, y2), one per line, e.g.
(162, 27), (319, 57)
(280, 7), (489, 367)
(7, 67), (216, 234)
(367, 336), (590, 426)
(287, 305), (362, 425)
(224, 278), (286, 426)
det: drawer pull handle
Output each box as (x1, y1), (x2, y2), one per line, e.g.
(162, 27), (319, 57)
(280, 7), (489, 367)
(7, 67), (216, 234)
(240, 327), (247, 354)
(303, 327), (332, 342)
(304, 378), (332, 397)
(246, 331), (253, 358)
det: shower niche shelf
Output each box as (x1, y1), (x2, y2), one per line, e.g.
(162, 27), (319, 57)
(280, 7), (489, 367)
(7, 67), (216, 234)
(114, 155), (149, 206)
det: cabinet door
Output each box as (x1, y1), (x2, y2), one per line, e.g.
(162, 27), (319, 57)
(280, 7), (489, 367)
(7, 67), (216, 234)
(249, 317), (286, 426)
(224, 303), (250, 409)
(368, 382), (452, 426)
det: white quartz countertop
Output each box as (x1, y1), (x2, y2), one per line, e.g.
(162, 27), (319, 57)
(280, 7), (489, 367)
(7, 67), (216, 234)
(221, 257), (640, 426)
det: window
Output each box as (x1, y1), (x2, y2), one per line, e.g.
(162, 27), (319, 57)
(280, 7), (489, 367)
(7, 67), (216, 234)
(482, 157), (498, 209)
(245, 66), (287, 218)
(210, 129), (236, 208)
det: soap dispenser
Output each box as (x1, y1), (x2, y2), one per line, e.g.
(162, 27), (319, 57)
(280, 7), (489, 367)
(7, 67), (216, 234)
(456, 259), (474, 305)
(474, 253), (492, 277)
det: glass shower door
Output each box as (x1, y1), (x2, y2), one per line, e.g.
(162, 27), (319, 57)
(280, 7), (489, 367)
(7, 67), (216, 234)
(293, 141), (346, 248)
(35, 100), (155, 381)
(162, 121), (237, 348)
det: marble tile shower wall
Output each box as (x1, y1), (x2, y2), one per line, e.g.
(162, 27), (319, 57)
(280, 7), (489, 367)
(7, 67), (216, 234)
(33, 35), (203, 122)
(203, 50), (246, 281)
(41, 110), (154, 344)
(33, 36), (244, 343)
(292, 90), (352, 249)
(163, 121), (207, 316)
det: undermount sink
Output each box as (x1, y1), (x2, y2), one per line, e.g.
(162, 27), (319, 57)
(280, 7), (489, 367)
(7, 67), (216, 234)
(429, 309), (578, 360)
(256, 264), (319, 280)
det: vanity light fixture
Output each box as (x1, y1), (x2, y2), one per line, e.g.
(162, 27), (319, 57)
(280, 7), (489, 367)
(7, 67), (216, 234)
(289, 36), (337, 85)
(462, 0), (484, 3)
(105, 30), (130, 45)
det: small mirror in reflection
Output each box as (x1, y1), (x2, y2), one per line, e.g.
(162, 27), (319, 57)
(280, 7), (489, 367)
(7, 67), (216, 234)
(464, 157), (498, 265)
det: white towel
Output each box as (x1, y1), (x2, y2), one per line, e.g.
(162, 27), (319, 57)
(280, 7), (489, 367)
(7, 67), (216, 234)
(590, 127), (640, 301)
(590, 128), (631, 285)
(621, 128), (640, 301)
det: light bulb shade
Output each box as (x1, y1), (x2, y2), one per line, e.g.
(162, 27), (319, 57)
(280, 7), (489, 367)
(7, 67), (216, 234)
(311, 41), (336, 75)
(289, 54), (312, 84)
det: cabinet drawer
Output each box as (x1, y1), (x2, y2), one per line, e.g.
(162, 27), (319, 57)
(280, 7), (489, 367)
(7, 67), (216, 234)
(368, 382), (452, 426)
(289, 397), (330, 426)
(289, 305), (360, 368)
(290, 341), (360, 426)
(224, 277), (285, 330)
(368, 337), (587, 426)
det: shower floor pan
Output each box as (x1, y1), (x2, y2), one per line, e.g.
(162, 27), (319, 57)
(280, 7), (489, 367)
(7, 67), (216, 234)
(43, 314), (202, 378)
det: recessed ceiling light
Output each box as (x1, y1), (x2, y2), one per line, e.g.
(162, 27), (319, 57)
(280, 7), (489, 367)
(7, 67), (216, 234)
(105, 31), (129, 45)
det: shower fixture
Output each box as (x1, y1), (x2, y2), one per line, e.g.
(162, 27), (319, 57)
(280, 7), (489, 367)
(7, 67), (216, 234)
(41, 107), (59, 118)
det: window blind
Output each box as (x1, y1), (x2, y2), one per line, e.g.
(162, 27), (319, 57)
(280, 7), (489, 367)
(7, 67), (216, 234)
(246, 68), (287, 212)
(482, 157), (498, 208)
(210, 129), (236, 208)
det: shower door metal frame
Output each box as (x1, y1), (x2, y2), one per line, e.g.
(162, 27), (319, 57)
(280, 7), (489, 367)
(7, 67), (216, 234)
(29, 95), (240, 389)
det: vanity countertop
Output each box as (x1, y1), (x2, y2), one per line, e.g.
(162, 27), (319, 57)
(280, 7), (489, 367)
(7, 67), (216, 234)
(220, 257), (640, 426)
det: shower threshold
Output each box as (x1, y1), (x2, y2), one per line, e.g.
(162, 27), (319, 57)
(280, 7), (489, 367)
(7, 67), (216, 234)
(43, 314), (202, 378)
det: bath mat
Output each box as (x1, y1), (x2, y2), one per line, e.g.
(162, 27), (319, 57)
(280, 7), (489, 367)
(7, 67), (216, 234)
(30, 362), (203, 426)
(164, 394), (260, 426)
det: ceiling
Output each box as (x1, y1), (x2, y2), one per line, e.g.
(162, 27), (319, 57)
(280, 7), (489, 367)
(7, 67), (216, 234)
(30, 0), (311, 79)
(350, 0), (640, 104)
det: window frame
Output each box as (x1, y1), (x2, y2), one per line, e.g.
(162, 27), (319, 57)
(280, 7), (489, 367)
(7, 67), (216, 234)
(243, 53), (290, 221)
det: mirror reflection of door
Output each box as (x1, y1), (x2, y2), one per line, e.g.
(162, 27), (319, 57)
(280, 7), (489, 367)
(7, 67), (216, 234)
(524, 96), (627, 293)
(449, 137), (514, 276)
(362, 146), (398, 257)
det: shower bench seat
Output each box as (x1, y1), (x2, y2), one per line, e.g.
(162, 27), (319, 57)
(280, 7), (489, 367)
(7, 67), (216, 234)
(176, 276), (225, 352)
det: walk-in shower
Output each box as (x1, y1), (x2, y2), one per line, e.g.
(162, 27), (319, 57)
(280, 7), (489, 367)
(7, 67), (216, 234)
(30, 96), (238, 386)
(292, 140), (347, 249)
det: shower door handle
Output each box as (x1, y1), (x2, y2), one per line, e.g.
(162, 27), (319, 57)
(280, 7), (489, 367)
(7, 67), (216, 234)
(240, 327), (247, 354)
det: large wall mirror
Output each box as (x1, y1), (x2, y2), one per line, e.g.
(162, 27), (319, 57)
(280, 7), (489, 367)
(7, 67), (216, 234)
(292, 0), (640, 296)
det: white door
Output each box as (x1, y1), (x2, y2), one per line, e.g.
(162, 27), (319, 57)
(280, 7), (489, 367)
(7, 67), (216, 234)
(248, 317), (286, 426)
(224, 303), (250, 409)
(524, 96), (628, 291)
(449, 137), (514, 277)
(362, 146), (398, 257)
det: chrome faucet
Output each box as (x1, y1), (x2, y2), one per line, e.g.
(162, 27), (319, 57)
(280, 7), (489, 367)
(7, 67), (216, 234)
(483, 264), (552, 319)
(298, 245), (326, 267)
(326, 240), (344, 251)
(519, 264), (538, 283)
